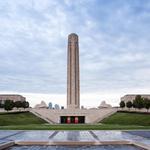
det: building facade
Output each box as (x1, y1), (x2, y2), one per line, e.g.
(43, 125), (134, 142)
(0, 94), (26, 105)
(121, 94), (150, 103)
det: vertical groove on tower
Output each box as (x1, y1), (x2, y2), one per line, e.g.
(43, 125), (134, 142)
(67, 33), (80, 109)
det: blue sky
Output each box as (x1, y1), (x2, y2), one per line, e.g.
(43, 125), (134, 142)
(0, 0), (150, 107)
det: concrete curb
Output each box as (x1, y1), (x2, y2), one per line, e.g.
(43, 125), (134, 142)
(0, 141), (15, 150)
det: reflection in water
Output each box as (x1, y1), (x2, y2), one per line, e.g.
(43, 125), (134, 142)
(67, 131), (80, 141)
(8, 145), (145, 150)
(0, 130), (149, 146)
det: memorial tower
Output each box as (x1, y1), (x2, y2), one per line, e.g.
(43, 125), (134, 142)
(67, 33), (80, 109)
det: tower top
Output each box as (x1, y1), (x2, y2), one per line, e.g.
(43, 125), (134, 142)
(68, 33), (78, 37)
(68, 33), (78, 42)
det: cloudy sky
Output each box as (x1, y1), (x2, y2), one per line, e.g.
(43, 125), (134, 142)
(0, 0), (150, 108)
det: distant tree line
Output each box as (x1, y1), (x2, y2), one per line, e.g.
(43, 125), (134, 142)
(120, 95), (150, 112)
(0, 100), (29, 111)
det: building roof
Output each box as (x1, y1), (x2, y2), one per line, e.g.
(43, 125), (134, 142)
(123, 94), (150, 96)
(0, 94), (24, 97)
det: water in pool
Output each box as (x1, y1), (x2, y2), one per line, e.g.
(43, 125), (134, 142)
(7, 145), (144, 150)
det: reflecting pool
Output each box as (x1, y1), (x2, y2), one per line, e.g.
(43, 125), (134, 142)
(0, 130), (149, 149)
(7, 145), (145, 150)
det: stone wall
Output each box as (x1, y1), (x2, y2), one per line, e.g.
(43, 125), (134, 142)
(31, 108), (117, 124)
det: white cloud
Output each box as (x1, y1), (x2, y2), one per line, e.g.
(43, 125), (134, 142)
(0, 0), (150, 107)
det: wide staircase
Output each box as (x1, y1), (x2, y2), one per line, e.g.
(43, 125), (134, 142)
(30, 108), (117, 124)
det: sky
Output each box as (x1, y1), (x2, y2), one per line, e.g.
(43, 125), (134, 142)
(0, 0), (150, 108)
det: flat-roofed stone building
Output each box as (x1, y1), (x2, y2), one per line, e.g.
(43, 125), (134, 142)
(0, 94), (26, 105)
(121, 94), (150, 103)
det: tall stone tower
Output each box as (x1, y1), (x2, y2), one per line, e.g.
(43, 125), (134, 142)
(67, 33), (80, 109)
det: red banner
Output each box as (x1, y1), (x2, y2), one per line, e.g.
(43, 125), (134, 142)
(75, 117), (79, 124)
(67, 116), (71, 124)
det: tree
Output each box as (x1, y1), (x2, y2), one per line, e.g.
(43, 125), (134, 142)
(25, 101), (29, 108)
(22, 101), (29, 109)
(143, 98), (150, 112)
(14, 101), (22, 109)
(133, 95), (144, 109)
(126, 101), (132, 110)
(120, 101), (125, 109)
(4, 100), (14, 111)
(132, 100), (136, 110)
(0, 103), (4, 108)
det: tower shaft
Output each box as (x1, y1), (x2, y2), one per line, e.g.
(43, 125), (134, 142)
(67, 33), (80, 109)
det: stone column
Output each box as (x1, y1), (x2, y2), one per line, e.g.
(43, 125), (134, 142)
(67, 33), (80, 109)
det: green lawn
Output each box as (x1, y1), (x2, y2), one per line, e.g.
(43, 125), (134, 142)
(101, 111), (150, 126)
(0, 124), (150, 130)
(0, 111), (46, 126)
(0, 111), (150, 130)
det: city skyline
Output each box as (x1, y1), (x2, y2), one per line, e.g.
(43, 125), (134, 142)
(0, 0), (150, 107)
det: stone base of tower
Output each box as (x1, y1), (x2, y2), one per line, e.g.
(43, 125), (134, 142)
(67, 105), (80, 109)
(30, 108), (117, 124)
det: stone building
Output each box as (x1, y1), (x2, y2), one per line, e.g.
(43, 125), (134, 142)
(35, 101), (47, 109)
(98, 101), (112, 108)
(121, 94), (150, 103)
(0, 94), (26, 105)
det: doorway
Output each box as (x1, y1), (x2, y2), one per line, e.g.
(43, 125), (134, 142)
(60, 116), (85, 124)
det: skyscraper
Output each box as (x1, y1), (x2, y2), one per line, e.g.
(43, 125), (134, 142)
(67, 33), (80, 109)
